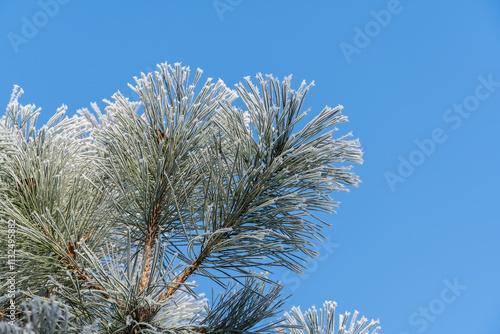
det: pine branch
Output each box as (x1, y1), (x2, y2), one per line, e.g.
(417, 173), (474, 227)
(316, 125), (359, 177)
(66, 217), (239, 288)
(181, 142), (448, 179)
(274, 301), (381, 334)
(1, 62), (375, 332)
(158, 73), (361, 302)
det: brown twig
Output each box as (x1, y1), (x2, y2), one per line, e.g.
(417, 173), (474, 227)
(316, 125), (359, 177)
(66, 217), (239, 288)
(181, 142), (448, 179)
(138, 200), (161, 292)
(36, 221), (115, 303)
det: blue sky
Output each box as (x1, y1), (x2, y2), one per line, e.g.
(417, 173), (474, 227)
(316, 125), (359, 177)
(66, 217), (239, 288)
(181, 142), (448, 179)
(2, 1), (500, 332)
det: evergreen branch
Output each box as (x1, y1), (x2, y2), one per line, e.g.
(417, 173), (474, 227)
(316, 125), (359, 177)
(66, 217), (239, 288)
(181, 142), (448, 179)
(158, 73), (362, 301)
(0, 62), (376, 332)
(274, 301), (381, 334)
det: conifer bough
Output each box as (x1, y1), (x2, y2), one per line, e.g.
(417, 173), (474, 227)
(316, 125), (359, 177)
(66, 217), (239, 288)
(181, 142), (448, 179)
(0, 62), (380, 333)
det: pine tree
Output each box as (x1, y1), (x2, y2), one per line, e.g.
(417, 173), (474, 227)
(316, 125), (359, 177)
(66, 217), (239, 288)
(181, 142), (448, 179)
(0, 62), (380, 333)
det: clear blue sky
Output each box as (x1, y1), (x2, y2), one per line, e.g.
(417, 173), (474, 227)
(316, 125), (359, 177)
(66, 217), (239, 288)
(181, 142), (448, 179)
(2, 1), (500, 333)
